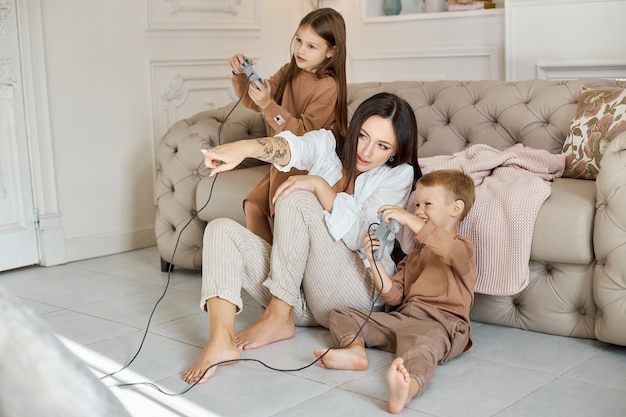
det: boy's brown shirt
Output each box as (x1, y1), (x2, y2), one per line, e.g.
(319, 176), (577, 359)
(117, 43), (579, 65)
(381, 221), (477, 325)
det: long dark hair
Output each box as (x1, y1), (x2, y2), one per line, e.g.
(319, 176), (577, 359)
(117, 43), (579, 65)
(339, 92), (421, 191)
(274, 8), (348, 138)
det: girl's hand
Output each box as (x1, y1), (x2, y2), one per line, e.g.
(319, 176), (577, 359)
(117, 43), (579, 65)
(247, 78), (272, 109)
(228, 54), (251, 75)
(272, 175), (324, 204)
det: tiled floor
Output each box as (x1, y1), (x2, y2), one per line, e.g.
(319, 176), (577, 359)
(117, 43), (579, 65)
(1, 246), (626, 417)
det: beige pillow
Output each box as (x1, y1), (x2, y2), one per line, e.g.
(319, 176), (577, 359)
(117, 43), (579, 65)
(562, 86), (626, 179)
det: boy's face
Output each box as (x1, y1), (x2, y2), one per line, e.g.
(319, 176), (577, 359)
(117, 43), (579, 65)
(413, 184), (457, 229)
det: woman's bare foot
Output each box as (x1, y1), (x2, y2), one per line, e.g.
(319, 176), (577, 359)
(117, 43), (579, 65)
(235, 309), (295, 350)
(313, 344), (368, 370)
(386, 357), (418, 414)
(182, 338), (241, 384)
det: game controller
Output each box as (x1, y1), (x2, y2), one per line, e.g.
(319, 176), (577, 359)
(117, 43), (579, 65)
(240, 58), (264, 89)
(372, 213), (400, 261)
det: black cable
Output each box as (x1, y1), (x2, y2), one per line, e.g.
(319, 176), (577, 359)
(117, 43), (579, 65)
(103, 73), (393, 396)
(110, 223), (388, 396)
(99, 78), (250, 381)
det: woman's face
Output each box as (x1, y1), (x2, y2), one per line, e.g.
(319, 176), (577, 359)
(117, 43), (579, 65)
(292, 25), (334, 73)
(355, 115), (398, 173)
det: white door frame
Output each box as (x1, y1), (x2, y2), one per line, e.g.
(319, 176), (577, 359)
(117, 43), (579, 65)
(15, 0), (66, 267)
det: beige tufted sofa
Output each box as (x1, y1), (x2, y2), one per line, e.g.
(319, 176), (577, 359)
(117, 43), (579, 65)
(155, 79), (626, 346)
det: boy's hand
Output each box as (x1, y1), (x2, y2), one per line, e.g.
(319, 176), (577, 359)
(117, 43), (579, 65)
(378, 205), (426, 234)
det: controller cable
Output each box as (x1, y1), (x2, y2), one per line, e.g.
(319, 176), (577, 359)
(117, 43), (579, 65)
(99, 78), (249, 382)
(101, 75), (394, 396)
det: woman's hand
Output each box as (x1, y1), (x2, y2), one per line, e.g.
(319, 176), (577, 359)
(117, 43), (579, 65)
(362, 229), (381, 264)
(273, 175), (323, 203)
(201, 142), (252, 176)
(272, 175), (335, 211)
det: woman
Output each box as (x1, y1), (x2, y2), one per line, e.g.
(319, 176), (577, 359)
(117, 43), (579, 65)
(183, 92), (421, 384)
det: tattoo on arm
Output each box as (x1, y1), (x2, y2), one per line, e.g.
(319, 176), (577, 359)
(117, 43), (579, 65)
(256, 137), (288, 163)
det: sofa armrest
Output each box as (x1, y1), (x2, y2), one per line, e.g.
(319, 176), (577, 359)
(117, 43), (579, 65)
(154, 103), (266, 270)
(593, 131), (626, 345)
(196, 165), (270, 226)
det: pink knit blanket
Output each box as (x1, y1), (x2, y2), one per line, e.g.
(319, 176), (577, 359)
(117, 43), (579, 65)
(397, 144), (566, 296)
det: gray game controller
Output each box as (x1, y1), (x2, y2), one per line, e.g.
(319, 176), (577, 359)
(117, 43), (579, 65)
(373, 213), (400, 261)
(240, 58), (264, 89)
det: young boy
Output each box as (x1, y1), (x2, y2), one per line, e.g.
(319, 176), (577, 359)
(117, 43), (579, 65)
(313, 169), (476, 414)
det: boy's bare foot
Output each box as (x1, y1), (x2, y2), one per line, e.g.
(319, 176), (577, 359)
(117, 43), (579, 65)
(386, 357), (417, 414)
(313, 344), (368, 371)
(235, 310), (295, 350)
(182, 339), (241, 384)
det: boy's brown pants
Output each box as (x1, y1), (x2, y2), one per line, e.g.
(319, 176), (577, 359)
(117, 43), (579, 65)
(329, 301), (471, 396)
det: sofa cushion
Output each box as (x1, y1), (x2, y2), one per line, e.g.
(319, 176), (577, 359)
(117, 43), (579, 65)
(530, 177), (595, 264)
(196, 165), (270, 225)
(561, 86), (626, 180)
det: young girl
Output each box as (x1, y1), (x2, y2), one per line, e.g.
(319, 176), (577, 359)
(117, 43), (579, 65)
(183, 93), (421, 385)
(228, 7), (348, 244)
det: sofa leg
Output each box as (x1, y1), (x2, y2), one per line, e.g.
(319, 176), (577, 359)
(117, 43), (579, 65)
(160, 257), (174, 273)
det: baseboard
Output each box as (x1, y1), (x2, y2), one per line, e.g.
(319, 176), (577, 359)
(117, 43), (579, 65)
(64, 227), (156, 264)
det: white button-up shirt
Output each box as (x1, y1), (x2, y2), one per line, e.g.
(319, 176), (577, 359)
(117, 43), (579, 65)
(276, 129), (414, 275)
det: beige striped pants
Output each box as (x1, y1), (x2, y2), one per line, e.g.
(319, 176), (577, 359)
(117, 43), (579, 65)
(200, 190), (377, 327)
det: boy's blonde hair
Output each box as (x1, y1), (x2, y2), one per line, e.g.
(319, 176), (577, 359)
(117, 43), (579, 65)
(417, 169), (475, 220)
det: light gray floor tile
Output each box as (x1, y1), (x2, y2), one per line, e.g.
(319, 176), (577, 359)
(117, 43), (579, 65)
(561, 345), (626, 391)
(272, 388), (430, 417)
(88, 332), (201, 383)
(72, 286), (200, 328)
(41, 309), (138, 346)
(157, 362), (332, 417)
(400, 355), (554, 417)
(494, 378), (626, 417)
(3, 247), (626, 417)
(468, 323), (608, 375)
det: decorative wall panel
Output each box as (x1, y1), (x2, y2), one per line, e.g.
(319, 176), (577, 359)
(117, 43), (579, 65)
(536, 60), (626, 81)
(146, 0), (260, 30)
(349, 47), (500, 83)
(149, 58), (253, 149)
(505, 0), (626, 80)
(0, 56), (24, 228)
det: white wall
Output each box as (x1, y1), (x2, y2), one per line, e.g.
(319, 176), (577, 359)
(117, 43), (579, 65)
(23, 0), (625, 264)
(505, 0), (626, 80)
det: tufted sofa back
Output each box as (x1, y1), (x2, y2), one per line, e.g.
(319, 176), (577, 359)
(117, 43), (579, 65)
(345, 79), (624, 157)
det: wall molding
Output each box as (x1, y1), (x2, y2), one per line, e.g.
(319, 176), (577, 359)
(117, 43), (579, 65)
(145, 0), (261, 31)
(536, 60), (626, 80)
(148, 58), (244, 148)
(349, 46), (501, 81)
(65, 226), (156, 263)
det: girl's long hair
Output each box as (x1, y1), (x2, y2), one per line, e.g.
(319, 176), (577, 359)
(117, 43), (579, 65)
(274, 8), (348, 138)
(339, 92), (422, 191)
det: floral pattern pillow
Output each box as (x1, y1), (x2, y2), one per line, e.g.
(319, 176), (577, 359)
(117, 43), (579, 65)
(562, 86), (626, 180)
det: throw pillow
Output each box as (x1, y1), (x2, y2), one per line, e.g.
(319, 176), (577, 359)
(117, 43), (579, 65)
(561, 86), (626, 179)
